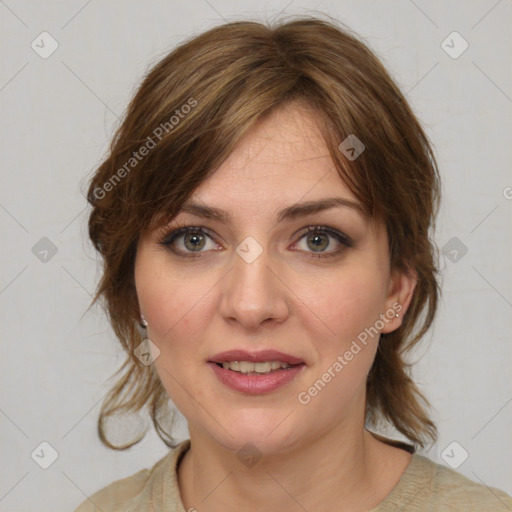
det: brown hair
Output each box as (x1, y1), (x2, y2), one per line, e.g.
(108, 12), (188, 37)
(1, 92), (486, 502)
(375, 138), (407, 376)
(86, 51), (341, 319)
(86, 14), (442, 450)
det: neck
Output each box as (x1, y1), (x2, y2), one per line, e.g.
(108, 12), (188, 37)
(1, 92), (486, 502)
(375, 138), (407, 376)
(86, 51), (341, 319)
(177, 423), (411, 512)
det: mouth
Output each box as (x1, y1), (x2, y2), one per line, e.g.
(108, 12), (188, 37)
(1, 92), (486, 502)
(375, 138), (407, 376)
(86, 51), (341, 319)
(207, 349), (306, 393)
(209, 349), (305, 367)
(207, 360), (306, 394)
(212, 360), (304, 375)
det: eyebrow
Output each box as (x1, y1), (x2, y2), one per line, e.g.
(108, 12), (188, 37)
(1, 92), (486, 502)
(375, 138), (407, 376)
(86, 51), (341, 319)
(177, 197), (367, 223)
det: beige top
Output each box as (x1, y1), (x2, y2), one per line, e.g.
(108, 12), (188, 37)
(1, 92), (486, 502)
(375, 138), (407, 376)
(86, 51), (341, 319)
(74, 438), (512, 511)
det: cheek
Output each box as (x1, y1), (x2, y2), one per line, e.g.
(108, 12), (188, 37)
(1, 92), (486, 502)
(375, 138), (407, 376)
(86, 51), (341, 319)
(297, 268), (385, 407)
(135, 258), (212, 403)
(302, 263), (388, 347)
(135, 251), (200, 334)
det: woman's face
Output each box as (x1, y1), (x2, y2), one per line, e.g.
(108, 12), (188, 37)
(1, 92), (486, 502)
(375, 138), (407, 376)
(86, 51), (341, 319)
(135, 102), (416, 455)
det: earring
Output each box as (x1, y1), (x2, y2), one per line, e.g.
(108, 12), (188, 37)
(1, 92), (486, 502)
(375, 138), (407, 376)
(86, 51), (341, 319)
(395, 313), (400, 318)
(140, 315), (148, 329)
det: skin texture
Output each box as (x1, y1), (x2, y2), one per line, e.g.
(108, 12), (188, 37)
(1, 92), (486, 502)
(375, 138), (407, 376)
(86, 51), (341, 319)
(134, 102), (418, 511)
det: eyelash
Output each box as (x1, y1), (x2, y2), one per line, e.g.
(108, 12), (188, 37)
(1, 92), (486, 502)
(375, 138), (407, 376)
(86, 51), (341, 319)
(158, 223), (353, 260)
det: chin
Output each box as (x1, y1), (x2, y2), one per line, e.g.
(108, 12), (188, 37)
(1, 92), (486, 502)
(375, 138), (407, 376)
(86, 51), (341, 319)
(204, 415), (304, 456)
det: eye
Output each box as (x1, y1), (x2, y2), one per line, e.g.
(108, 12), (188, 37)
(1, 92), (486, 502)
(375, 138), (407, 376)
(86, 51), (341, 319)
(158, 224), (353, 259)
(158, 224), (220, 258)
(293, 226), (353, 259)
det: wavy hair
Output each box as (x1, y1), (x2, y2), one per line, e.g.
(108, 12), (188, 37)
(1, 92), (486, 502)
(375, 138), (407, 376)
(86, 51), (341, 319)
(86, 14), (442, 450)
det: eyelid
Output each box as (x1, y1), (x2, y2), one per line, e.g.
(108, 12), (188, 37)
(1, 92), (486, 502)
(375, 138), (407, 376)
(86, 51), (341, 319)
(295, 225), (353, 246)
(158, 224), (221, 253)
(158, 223), (353, 258)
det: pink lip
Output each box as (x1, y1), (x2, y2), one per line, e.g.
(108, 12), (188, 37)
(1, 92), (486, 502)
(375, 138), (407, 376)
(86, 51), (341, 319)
(207, 361), (306, 394)
(209, 349), (304, 365)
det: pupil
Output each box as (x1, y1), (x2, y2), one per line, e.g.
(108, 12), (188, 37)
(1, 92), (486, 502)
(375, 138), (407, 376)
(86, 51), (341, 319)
(185, 233), (205, 251)
(308, 233), (327, 251)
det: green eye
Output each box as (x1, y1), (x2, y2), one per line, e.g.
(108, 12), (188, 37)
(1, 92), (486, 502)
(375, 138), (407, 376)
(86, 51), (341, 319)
(159, 224), (353, 260)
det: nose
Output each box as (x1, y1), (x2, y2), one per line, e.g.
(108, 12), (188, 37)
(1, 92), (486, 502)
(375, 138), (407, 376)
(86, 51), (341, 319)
(219, 240), (290, 329)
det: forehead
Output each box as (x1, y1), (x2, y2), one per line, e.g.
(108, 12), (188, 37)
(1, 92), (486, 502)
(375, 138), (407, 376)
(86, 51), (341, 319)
(221, 102), (330, 171)
(190, 102), (355, 205)
(165, 103), (384, 241)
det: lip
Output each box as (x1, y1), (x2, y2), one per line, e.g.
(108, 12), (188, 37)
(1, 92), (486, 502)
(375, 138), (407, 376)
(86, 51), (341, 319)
(207, 361), (306, 394)
(209, 349), (305, 365)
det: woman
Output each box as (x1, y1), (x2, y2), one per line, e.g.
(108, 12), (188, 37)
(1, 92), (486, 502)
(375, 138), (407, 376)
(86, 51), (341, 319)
(75, 15), (512, 511)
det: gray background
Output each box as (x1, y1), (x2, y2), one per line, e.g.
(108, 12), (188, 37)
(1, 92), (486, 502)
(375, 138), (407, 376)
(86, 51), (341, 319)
(1, 1), (511, 510)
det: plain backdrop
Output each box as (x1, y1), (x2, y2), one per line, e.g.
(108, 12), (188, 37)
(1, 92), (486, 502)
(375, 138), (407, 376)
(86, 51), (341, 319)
(1, 1), (511, 510)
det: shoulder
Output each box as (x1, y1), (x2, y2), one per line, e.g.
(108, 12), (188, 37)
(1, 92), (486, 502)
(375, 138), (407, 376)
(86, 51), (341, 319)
(426, 456), (512, 510)
(377, 453), (512, 511)
(73, 439), (191, 512)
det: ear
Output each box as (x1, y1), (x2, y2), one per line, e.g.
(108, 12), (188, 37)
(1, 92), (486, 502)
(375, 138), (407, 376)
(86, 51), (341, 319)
(380, 263), (417, 334)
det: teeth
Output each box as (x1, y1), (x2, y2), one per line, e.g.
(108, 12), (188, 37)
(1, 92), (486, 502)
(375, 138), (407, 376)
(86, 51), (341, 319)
(221, 361), (292, 373)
